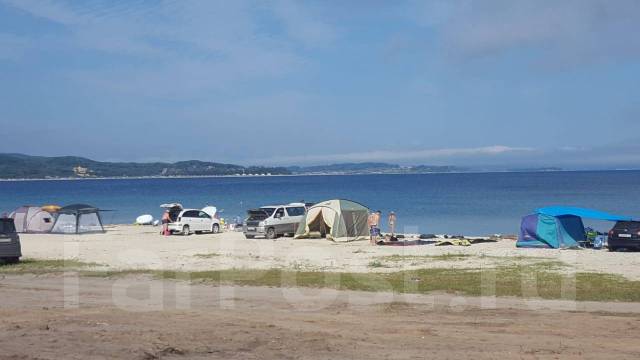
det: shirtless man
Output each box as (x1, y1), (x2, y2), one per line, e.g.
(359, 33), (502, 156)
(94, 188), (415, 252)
(368, 210), (381, 244)
(388, 211), (397, 236)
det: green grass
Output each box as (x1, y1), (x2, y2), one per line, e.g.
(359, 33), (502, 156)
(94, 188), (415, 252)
(0, 258), (97, 274)
(379, 254), (473, 263)
(2, 259), (640, 302)
(368, 260), (388, 268)
(193, 253), (221, 259)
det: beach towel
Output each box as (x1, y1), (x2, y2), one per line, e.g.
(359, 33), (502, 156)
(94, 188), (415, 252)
(435, 238), (497, 246)
(376, 240), (436, 246)
(435, 239), (471, 246)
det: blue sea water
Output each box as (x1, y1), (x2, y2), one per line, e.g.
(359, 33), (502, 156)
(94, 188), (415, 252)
(0, 171), (639, 235)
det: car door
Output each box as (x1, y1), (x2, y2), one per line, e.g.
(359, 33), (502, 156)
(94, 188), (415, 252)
(198, 211), (212, 231)
(285, 206), (306, 234)
(273, 207), (286, 234)
(182, 210), (198, 229)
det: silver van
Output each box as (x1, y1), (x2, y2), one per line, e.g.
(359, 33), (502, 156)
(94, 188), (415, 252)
(243, 203), (306, 239)
(0, 218), (21, 264)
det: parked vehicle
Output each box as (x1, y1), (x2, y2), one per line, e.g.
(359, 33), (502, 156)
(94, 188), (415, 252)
(608, 221), (640, 251)
(0, 218), (21, 263)
(161, 203), (184, 222)
(243, 203), (306, 239)
(165, 206), (221, 235)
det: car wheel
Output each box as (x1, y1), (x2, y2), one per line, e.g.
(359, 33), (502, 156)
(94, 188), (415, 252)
(212, 224), (220, 234)
(266, 227), (277, 239)
(245, 235), (255, 239)
(182, 225), (190, 236)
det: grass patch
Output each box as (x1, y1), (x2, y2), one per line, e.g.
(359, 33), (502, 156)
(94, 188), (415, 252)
(152, 266), (640, 302)
(2, 259), (640, 302)
(193, 253), (221, 259)
(368, 260), (388, 268)
(0, 258), (97, 274)
(379, 254), (473, 263)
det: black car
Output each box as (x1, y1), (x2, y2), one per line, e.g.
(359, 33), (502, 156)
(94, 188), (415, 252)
(0, 218), (21, 263)
(608, 221), (640, 251)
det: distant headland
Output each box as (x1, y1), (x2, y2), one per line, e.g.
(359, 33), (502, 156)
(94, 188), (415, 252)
(0, 153), (565, 180)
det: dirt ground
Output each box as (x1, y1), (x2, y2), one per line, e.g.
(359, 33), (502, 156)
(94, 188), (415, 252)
(1, 274), (640, 360)
(18, 225), (640, 279)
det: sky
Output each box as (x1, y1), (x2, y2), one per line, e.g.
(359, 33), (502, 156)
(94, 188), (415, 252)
(1, 0), (640, 168)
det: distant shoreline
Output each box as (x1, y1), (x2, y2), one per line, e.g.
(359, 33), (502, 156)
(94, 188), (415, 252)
(1, 168), (639, 182)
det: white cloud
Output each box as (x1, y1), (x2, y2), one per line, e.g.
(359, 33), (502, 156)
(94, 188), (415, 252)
(256, 145), (535, 165)
(2, 0), (81, 25)
(0, 0), (326, 98)
(409, 0), (640, 65)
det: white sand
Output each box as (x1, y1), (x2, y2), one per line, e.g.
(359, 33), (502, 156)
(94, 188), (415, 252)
(17, 225), (640, 279)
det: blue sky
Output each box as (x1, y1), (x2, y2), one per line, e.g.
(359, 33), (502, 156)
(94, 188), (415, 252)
(1, 0), (639, 168)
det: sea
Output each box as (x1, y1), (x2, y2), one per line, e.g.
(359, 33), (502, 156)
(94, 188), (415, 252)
(1, 171), (639, 235)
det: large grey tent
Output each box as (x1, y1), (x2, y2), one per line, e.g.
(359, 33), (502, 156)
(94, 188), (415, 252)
(51, 204), (105, 234)
(294, 199), (370, 242)
(10, 206), (56, 233)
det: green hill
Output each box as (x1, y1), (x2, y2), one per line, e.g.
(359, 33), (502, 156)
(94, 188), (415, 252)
(0, 154), (290, 179)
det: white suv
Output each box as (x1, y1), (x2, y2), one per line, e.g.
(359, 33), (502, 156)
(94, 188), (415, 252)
(243, 203), (307, 239)
(168, 209), (220, 235)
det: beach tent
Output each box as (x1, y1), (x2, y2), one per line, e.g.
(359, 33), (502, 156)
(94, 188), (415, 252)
(294, 199), (370, 242)
(9, 206), (57, 233)
(517, 206), (632, 249)
(51, 204), (105, 234)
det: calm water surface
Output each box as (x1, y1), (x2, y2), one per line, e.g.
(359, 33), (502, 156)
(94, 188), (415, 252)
(0, 171), (638, 235)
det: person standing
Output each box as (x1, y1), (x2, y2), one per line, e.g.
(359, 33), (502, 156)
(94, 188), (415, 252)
(388, 211), (397, 236)
(368, 210), (381, 245)
(161, 210), (171, 236)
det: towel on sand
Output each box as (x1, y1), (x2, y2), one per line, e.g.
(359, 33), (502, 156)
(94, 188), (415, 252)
(377, 240), (437, 246)
(435, 238), (497, 246)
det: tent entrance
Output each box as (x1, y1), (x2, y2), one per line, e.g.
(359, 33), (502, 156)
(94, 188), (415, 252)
(306, 208), (334, 238)
(51, 204), (106, 234)
(295, 199), (370, 242)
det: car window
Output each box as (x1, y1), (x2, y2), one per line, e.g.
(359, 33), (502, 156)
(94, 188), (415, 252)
(614, 221), (640, 231)
(275, 208), (285, 218)
(247, 210), (269, 221)
(183, 210), (198, 218)
(261, 208), (276, 216)
(0, 219), (16, 234)
(199, 211), (211, 219)
(286, 207), (305, 217)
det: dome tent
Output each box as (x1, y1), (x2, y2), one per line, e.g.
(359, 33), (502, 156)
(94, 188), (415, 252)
(10, 205), (57, 233)
(51, 204), (105, 234)
(294, 199), (370, 242)
(517, 206), (632, 249)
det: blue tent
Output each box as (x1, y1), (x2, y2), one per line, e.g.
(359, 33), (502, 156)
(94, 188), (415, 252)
(536, 207), (632, 222)
(517, 207), (633, 249)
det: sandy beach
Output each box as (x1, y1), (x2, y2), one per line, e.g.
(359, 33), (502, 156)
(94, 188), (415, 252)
(17, 224), (640, 279)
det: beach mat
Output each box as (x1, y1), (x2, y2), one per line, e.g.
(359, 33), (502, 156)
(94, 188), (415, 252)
(376, 240), (437, 246)
(435, 238), (497, 246)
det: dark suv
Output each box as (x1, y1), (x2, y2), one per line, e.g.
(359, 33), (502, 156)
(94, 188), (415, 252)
(0, 218), (21, 263)
(608, 221), (640, 251)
